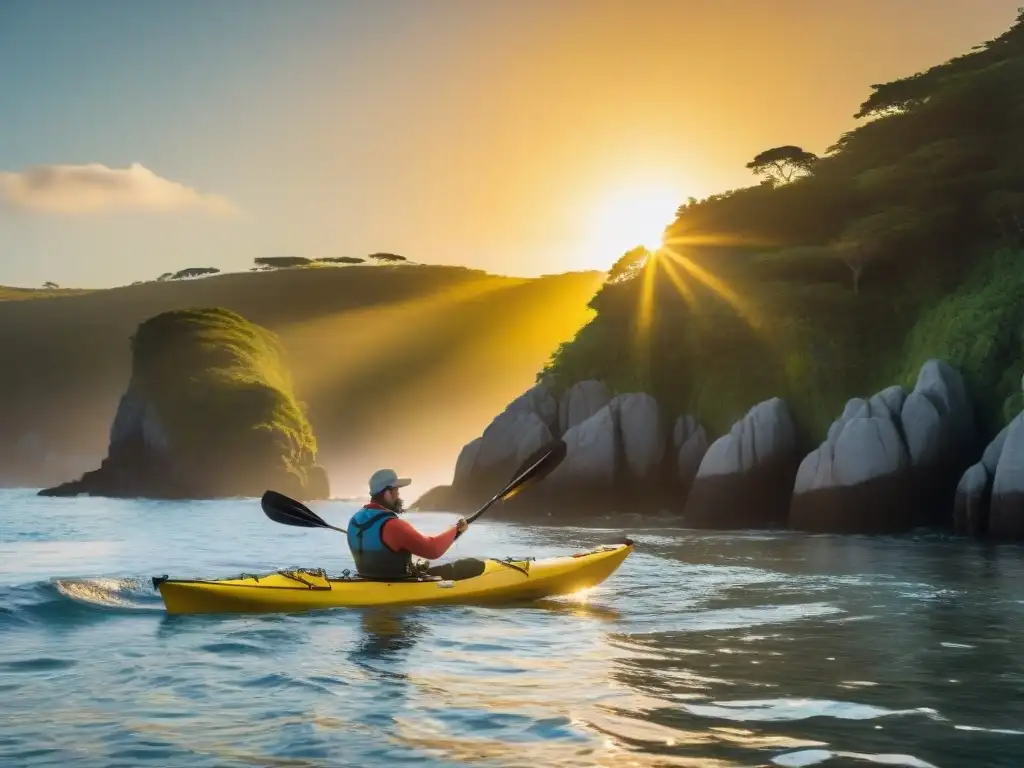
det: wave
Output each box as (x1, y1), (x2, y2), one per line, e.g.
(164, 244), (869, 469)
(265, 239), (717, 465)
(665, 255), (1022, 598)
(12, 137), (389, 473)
(0, 576), (164, 629)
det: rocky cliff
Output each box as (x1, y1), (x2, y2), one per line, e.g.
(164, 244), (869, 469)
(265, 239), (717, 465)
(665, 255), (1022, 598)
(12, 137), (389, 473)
(39, 307), (329, 501)
(416, 358), (1024, 541)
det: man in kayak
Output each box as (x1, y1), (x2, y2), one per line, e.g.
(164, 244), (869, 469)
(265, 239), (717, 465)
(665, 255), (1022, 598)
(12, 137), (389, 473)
(347, 468), (475, 580)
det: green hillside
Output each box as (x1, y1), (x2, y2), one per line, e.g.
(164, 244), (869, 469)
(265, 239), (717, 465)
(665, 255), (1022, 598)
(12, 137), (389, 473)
(537, 10), (1024, 451)
(0, 263), (603, 496)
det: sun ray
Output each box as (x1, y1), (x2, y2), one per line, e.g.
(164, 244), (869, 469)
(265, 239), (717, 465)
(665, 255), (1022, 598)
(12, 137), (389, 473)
(633, 251), (659, 382)
(635, 251), (658, 337)
(663, 231), (785, 250)
(661, 246), (761, 329)
(655, 251), (696, 306)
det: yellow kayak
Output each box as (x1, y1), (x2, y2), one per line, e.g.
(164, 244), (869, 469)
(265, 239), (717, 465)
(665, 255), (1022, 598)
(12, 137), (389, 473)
(152, 539), (634, 615)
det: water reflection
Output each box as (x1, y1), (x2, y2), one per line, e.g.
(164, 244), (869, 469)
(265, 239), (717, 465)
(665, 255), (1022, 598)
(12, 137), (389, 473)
(350, 609), (429, 661)
(504, 596), (622, 622)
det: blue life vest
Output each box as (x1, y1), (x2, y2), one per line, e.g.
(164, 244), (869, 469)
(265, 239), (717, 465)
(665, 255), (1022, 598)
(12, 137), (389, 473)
(346, 504), (413, 579)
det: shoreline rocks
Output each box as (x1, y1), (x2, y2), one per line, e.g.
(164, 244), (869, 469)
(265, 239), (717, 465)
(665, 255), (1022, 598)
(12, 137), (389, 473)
(683, 398), (799, 529)
(421, 358), (1024, 542)
(417, 379), (707, 519)
(956, 412), (1024, 539)
(791, 361), (978, 534)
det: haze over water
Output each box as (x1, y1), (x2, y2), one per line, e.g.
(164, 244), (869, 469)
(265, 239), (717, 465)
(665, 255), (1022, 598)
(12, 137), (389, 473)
(2, 490), (1022, 767)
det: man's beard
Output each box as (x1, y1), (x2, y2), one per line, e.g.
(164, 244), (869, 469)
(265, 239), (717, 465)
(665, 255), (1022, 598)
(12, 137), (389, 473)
(389, 497), (405, 514)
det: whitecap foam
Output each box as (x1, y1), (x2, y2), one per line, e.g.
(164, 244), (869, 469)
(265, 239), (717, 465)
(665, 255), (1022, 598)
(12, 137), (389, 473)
(773, 748), (939, 767)
(681, 697), (942, 723)
(53, 576), (162, 611)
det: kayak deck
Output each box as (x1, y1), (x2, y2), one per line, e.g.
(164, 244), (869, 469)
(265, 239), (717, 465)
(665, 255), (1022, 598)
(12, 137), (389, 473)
(152, 539), (633, 615)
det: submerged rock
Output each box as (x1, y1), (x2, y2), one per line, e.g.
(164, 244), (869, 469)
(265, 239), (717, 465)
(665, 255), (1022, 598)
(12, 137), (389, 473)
(38, 307), (329, 501)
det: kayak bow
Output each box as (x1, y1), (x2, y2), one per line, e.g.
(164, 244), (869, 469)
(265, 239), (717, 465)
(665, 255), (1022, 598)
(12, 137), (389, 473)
(152, 539), (633, 616)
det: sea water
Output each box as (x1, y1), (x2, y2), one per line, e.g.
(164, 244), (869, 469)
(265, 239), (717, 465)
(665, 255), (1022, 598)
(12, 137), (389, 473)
(1, 489), (1022, 767)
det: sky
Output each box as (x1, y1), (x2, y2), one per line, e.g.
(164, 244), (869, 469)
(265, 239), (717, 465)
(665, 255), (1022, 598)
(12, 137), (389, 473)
(0, 0), (1021, 289)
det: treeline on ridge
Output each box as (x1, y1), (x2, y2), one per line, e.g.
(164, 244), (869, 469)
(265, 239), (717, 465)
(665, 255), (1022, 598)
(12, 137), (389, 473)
(537, 9), (1024, 447)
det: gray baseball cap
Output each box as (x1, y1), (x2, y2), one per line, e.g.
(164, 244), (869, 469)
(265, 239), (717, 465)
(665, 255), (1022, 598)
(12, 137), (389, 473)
(369, 468), (411, 496)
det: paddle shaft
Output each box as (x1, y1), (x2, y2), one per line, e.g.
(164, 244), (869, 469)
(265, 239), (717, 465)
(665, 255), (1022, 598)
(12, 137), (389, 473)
(462, 442), (563, 527)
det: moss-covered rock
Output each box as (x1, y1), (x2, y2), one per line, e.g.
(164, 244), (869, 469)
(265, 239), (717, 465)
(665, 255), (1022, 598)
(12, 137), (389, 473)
(39, 307), (328, 500)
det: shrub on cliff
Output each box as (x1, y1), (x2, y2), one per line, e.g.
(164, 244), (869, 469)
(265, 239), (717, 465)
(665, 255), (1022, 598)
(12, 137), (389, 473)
(900, 247), (1024, 437)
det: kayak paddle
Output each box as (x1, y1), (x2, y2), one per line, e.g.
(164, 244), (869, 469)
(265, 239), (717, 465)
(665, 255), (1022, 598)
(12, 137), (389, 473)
(461, 438), (567, 528)
(260, 489), (348, 534)
(259, 437), (567, 536)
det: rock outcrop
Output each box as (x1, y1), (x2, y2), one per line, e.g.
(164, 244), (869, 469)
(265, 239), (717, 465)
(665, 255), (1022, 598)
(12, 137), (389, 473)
(790, 360), (978, 533)
(449, 383), (557, 504)
(990, 415), (1024, 539)
(505, 392), (678, 518)
(419, 379), (705, 518)
(535, 402), (621, 513)
(39, 308), (329, 501)
(423, 359), (1005, 536)
(955, 408), (1024, 540)
(954, 420), (1010, 536)
(673, 414), (709, 494)
(558, 380), (611, 434)
(410, 484), (455, 512)
(682, 398), (800, 528)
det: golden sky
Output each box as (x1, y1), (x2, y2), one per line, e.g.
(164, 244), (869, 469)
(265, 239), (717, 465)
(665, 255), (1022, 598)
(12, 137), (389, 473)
(1, 0), (1020, 286)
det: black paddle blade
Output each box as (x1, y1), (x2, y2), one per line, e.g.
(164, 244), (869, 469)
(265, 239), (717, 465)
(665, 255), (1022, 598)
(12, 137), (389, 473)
(498, 438), (568, 502)
(261, 490), (330, 528)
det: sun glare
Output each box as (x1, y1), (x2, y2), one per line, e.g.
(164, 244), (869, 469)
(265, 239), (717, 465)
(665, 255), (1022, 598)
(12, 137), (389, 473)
(586, 183), (683, 267)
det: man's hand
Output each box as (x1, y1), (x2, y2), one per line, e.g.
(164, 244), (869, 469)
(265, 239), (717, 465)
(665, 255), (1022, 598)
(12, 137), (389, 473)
(455, 518), (469, 534)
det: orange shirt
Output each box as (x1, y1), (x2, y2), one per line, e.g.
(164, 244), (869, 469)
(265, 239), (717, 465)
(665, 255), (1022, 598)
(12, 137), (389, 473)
(380, 517), (458, 559)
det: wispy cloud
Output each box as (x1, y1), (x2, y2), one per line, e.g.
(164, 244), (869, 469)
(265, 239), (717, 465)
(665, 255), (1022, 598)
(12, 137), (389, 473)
(0, 162), (237, 215)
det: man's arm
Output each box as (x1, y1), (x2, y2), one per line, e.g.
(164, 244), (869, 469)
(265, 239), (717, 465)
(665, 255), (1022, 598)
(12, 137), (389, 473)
(381, 517), (459, 559)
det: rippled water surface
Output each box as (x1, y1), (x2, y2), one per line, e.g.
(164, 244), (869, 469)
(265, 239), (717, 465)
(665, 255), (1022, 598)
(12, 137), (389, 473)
(2, 489), (1023, 767)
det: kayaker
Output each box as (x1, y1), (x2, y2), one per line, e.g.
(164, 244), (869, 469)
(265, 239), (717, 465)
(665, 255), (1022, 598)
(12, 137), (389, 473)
(346, 469), (469, 580)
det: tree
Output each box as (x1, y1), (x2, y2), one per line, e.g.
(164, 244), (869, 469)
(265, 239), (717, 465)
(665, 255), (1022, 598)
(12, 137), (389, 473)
(853, 73), (937, 120)
(254, 256), (312, 269)
(832, 207), (936, 295)
(745, 146), (818, 184)
(605, 246), (650, 284)
(831, 239), (868, 296)
(316, 256), (366, 264)
(368, 252), (407, 263)
(156, 272), (174, 282)
(42, 281), (59, 289)
(852, 8), (1024, 121)
(170, 267), (221, 280)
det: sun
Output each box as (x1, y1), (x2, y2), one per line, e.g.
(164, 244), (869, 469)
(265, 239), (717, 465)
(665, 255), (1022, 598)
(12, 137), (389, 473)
(585, 182), (683, 266)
